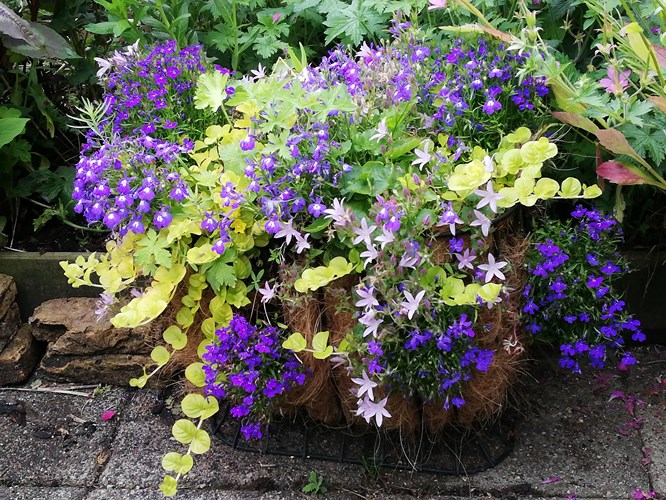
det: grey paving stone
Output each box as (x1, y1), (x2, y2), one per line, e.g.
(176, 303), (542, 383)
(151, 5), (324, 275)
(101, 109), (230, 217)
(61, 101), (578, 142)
(0, 486), (87, 500)
(0, 386), (129, 487)
(620, 345), (666, 496)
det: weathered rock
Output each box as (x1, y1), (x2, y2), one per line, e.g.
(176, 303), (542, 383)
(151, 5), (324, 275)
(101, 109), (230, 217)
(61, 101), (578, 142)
(39, 351), (154, 386)
(0, 324), (40, 385)
(0, 303), (21, 348)
(0, 274), (17, 320)
(29, 297), (161, 355)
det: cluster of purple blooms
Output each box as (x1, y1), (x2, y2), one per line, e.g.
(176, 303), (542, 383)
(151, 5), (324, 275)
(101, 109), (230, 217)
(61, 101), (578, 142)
(243, 121), (343, 234)
(523, 206), (644, 373)
(345, 195), (497, 412)
(74, 41), (241, 238)
(310, 24), (549, 157)
(72, 133), (193, 234)
(201, 315), (305, 440)
(104, 40), (207, 137)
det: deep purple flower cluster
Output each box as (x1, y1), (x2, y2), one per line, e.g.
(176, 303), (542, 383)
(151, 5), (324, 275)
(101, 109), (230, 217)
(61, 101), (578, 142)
(244, 121), (340, 232)
(310, 29), (548, 158)
(202, 315), (305, 440)
(523, 206), (643, 373)
(104, 41), (207, 136)
(73, 133), (193, 233)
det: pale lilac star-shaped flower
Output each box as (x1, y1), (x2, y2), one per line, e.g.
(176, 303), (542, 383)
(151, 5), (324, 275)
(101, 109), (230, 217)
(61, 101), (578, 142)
(359, 396), (391, 427)
(411, 143), (432, 169)
(355, 286), (379, 309)
(258, 282), (276, 304)
(399, 252), (419, 269)
(477, 253), (508, 283)
(324, 198), (352, 227)
(294, 233), (310, 254)
(94, 57), (113, 78)
(470, 209), (492, 237)
(474, 181), (505, 213)
(483, 155), (495, 173)
(359, 310), (382, 337)
(353, 217), (377, 247)
(375, 227), (395, 249)
(351, 370), (378, 401)
(275, 219), (300, 245)
(360, 244), (379, 269)
(251, 63), (267, 80)
(400, 289), (426, 320)
(370, 118), (389, 142)
(454, 248), (477, 270)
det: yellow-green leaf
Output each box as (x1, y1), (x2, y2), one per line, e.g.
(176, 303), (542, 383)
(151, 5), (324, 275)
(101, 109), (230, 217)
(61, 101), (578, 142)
(159, 475), (178, 497)
(181, 393), (219, 420)
(506, 127), (531, 144)
(190, 428), (211, 454)
(172, 419), (198, 444)
(185, 363), (206, 387)
(558, 177), (582, 198)
(282, 332), (307, 352)
(163, 325), (187, 351)
(176, 307), (194, 328)
(313, 345), (334, 359)
(187, 244), (219, 265)
(162, 452), (194, 474)
(201, 317), (217, 338)
(583, 184), (603, 198)
(534, 178), (560, 199)
(151, 346), (171, 366)
(312, 331), (330, 352)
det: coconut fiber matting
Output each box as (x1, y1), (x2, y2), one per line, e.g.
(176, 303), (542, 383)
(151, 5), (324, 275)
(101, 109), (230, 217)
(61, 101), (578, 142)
(210, 402), (515, 475)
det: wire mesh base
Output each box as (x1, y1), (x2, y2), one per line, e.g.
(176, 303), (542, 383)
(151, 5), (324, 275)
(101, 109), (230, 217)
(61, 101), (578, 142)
(211, 403), (515, 475)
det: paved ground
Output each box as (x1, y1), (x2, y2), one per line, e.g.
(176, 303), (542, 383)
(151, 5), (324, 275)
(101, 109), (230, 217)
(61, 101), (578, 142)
(0, 346), (664, 500)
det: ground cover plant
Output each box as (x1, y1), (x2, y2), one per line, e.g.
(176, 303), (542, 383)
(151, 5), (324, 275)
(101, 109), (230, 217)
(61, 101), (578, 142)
(55, 0), (648, 497)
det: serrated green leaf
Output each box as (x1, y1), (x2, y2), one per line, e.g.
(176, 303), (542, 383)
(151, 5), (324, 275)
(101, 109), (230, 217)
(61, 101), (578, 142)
(194, 72), (229, 111)
(181, 394), (219, 420)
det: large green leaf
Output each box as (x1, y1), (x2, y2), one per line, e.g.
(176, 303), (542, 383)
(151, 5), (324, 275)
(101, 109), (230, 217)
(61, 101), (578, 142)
(0, 117), (29, 149)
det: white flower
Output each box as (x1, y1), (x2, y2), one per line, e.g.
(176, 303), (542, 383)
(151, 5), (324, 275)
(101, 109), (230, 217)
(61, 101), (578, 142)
(351, 370), (378, 401)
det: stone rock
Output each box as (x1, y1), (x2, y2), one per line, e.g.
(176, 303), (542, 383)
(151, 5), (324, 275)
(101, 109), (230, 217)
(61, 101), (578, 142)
(0, 274), (17, 320)
(0, 324), (40, 385)
(39, 351), (155, 386)
(0, 303), (20, 349)
(30, 297), (162, 355)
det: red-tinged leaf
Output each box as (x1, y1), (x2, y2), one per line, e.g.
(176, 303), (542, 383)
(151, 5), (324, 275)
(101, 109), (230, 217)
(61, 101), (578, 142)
(595, 129), (640, 159)
(648, 96), (666, 115)
(101, 410), (116, 421)
(597, 161), (651, 185)
(552, 112), (599, 134)
(618, 425), (631, 436)
(542, 476), (561, 484)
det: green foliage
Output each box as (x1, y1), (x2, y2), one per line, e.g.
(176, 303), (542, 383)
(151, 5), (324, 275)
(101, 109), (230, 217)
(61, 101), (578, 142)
(302, 471), (327, 495)
(0, 0), (108, 243)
